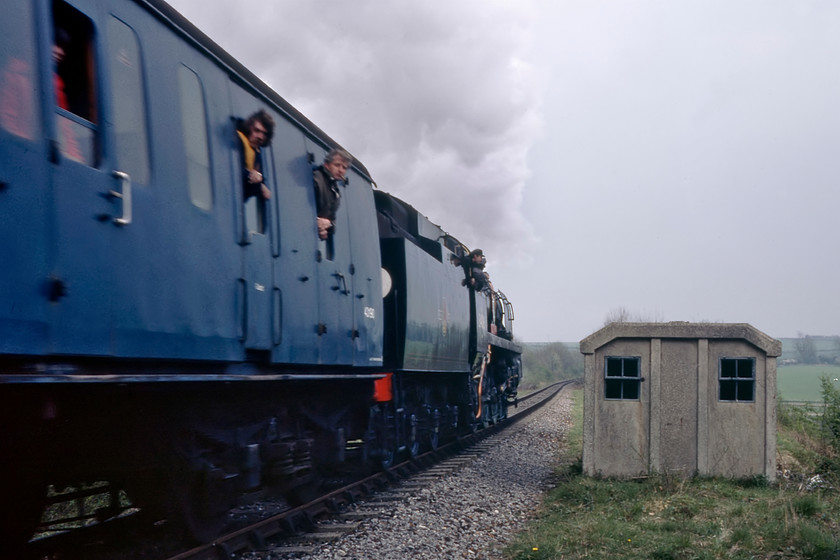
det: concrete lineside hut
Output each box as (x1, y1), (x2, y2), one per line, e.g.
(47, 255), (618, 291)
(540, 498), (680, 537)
(579, 322), (782, 480)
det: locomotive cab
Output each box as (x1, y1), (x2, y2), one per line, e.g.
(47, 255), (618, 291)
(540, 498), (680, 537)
(373, 191), (521, 438)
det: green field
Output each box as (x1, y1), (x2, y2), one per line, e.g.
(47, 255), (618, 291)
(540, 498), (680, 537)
(777, 364), (840, 402)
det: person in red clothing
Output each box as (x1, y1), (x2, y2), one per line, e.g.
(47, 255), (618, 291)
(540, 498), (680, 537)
(53, 26), (83, 162)
(53, 29), (71, 109)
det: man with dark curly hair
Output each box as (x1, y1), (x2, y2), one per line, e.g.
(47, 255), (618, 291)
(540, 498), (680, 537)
(237, 109), (275, 201)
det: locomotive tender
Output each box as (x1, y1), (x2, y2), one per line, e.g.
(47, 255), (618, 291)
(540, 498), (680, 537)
(0, 0), (522, 544)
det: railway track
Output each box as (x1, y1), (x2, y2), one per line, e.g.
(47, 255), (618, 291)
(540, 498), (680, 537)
(165, 381), (572, 560)
(19, 381), (573, 560)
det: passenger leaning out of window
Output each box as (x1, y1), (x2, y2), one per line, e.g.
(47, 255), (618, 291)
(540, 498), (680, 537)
(312, 148), (352, 240)
(236, 109), (274, 201)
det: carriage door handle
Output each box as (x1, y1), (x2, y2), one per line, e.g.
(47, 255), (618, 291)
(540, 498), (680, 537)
(110, 171), (132, 225)
(332, 271), (349, 295)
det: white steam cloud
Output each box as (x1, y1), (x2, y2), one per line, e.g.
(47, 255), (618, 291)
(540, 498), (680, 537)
(170, 0), (542, 269)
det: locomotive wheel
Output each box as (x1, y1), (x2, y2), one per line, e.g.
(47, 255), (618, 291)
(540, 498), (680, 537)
(485, 396), (498, 426)
(428, 409), (440, 451)
(169, 461), (236, 543)
(469, 376), (484, 432)
(379, 447), (396, 470)
(368, 404), (398, 470)
(407, 413), (420, 458)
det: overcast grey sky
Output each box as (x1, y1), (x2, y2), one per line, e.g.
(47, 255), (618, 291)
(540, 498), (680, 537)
(168, 0), (840, 342)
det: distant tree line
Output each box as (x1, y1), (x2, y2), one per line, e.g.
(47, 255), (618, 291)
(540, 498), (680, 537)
(795, 334), (819, 364)
(521, 342), (583, 389)
(791, 333), (840, 365)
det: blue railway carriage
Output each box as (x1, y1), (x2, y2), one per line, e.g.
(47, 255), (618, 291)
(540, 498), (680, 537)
(1, 0), (382, 365)
(0, 0), (521, 546)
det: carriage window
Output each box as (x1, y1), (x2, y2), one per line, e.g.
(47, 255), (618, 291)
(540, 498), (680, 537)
(605, 356), (641, 400)
(0, 0), (39, 140)
(52, 0), (99, 166)
(719, 357), (755, 402)
(177, 66), (213, 210)
(107, 17), (150, 184)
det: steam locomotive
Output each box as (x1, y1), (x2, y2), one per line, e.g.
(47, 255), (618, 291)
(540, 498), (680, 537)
(0, 0), (522, 544)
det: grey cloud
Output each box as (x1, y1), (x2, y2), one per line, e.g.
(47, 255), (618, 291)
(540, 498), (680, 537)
(169, 0), (840, 341)
(180, 1), (542, 262)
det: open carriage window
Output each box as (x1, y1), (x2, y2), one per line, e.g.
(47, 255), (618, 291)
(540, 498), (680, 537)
(237, 110), (275, 235)
(52, 0), (99, 165)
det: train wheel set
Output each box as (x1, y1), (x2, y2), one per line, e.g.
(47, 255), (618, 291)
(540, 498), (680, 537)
(1, 367), (519, 546)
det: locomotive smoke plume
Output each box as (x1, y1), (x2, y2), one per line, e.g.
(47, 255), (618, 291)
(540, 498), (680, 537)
(169, 0), (542, 270)
(169, 0), (840, 341)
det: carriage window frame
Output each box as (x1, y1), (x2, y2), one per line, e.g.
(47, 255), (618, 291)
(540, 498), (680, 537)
(604, 356), (641, 401)
(52, 0), (100, 166)
(106, 16), (150, 184)
(177, 64), (213, 210)
(242, 131), (271, 236)
(718, 357), (755, 403)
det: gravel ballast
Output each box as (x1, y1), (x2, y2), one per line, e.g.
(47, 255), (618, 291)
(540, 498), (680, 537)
(275, 390), (574, 560)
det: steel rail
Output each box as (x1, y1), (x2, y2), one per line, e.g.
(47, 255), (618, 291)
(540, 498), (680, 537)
(166, 380), (575, 560)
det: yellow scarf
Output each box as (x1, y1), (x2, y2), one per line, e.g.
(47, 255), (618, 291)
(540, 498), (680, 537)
(237, 130), (257, 170)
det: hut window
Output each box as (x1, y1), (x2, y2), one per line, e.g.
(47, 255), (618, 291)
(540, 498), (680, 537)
(604, 356), (641, 400)
(719, 357), (755, 402)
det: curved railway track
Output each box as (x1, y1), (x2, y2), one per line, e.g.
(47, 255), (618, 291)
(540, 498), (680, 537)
(19, 381), (573, 560)
(165, 381), (572, 560)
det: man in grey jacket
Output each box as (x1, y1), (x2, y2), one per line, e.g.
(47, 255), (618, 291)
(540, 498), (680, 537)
(312, 148), (352, 240)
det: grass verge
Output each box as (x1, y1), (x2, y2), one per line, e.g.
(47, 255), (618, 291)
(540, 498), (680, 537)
(504, 390), (840, 560)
